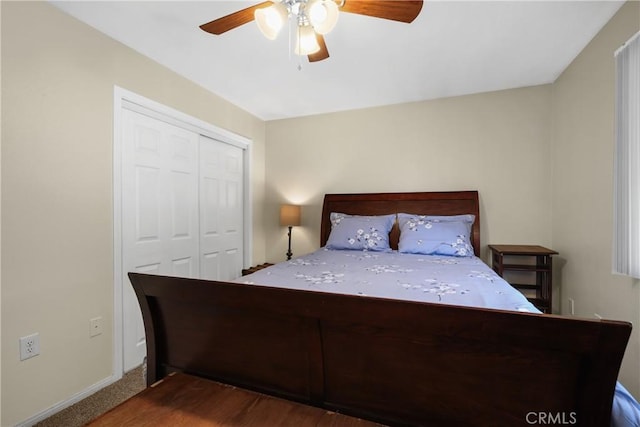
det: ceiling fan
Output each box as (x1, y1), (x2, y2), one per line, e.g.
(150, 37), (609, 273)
(200, 0), (424, 63)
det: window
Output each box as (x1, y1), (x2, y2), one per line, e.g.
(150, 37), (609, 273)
(613, 31), (640, 279)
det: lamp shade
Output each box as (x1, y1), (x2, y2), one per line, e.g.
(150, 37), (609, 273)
(255, 2), (288, 40)
(294, 25), (321, 55)
(306, 0), (339, 35)
(280, 204), (301, 226)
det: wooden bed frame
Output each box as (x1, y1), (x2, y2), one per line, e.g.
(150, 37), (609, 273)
(129, 191), (631, 427)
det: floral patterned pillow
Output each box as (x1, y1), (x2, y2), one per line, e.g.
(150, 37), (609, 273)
(326, 213), (395, 252)
(397, 213), (475, 257)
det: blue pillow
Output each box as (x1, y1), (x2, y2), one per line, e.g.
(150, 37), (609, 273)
(397, 213), (475, 257)
(326, 213), (395, 251)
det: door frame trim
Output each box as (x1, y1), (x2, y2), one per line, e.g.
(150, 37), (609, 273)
(113, 86), (252, 378)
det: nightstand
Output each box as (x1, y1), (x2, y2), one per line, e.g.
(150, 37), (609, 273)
(488, 245), (558, 313)
(242, 263), (274, 276)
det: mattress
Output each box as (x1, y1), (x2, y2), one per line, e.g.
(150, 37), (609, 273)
(239, 248), (539, 313)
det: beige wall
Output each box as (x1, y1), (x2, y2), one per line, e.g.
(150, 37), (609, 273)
(551, 0), (640, 395)
(1, 2), (265, 425)
(265, 85), (553, 265)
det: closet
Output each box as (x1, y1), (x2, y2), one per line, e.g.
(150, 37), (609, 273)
(119, 105), (246, 372)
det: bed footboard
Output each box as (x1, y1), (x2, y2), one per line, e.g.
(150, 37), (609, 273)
(129, 272), (631, 427)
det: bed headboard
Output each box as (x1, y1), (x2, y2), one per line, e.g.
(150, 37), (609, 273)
(321, 191), (481, 254)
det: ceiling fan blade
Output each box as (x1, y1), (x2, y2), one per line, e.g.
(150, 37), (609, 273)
(308, 33), (330, 62)
(200, 1), (272, 35)
(339, 0), (423, 23)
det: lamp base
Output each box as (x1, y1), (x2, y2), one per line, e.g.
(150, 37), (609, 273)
(286, 226), (293, 261)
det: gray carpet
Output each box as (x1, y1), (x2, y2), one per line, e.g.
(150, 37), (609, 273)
(35, 365), (145, 427)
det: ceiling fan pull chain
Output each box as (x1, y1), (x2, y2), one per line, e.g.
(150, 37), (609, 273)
(287, 11), (303, 70)
(297, 24), (303, 71)
(288, 14), (292, 61)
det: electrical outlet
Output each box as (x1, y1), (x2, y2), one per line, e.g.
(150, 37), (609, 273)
(568, 298), (575, 315)
(90, 317), (103, 337)
(19, 333), (40, 361)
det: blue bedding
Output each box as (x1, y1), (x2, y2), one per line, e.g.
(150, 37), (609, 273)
(240, 248), (640, 426)
(614, 383), (640, 427)
(240, 248), (538, 312)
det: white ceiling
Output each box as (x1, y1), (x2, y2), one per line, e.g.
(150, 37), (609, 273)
(51, 1), (625, 121)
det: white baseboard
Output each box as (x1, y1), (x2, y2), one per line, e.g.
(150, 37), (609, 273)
(16, 374), (117, 427)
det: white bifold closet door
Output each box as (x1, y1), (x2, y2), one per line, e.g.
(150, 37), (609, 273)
(121, 108), (244, 372)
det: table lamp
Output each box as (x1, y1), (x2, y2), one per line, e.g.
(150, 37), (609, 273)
(280, 204), (301, 260)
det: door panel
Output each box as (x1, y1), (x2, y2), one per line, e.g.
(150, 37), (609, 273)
(135, 167), (161, 242)
(201, 177), (220, 236)
(202, 251), (220, 280)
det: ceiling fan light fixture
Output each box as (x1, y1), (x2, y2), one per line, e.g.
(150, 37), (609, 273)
(201, 0), (424, 63)
(255, 1), (288, 40)
(294, 25), (321, 55)
(306, 0), (339, 35)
